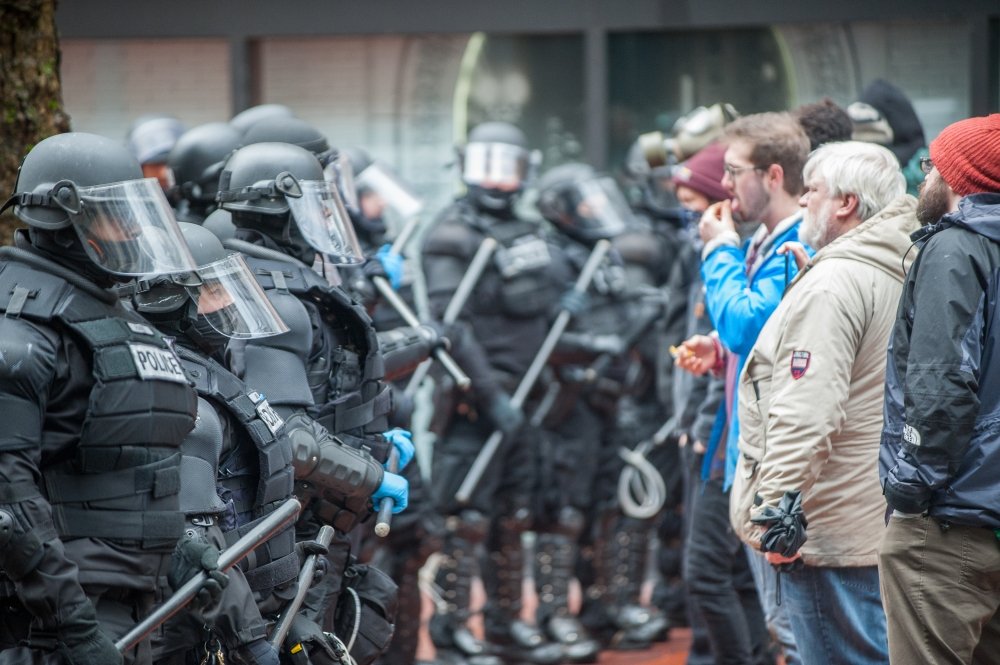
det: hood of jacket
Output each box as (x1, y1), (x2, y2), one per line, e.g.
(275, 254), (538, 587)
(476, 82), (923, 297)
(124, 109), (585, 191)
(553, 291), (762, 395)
(940, 193), (1000, 243)
(860, 78), (926, 165)
(796, 195), (919, 285)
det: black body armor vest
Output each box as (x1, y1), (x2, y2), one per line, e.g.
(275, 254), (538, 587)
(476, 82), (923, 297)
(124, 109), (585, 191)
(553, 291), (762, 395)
(0, 258), (197, 549)
(242, 254), (392, 462)
(176, 346), (299, 595)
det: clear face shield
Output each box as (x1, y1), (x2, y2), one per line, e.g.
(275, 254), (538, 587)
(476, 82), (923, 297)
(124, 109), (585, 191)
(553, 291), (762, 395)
(462, 142), (529, 191)
(566, 176), (632, 239)
(323, 153), (360, 214)
(285, 179), (365, 265)
(183, 253), (289, 339)
(73, 178), (198, 276)
(355, 161), (424, 235)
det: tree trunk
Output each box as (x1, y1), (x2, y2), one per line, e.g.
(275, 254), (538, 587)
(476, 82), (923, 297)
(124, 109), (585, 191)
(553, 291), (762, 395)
(0, 0), (70, 245)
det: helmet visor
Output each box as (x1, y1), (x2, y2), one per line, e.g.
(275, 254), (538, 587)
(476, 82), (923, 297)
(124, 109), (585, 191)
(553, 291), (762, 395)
(323, 153), (360, 214)
(286, 180), (365, 264)
(355, 161), (424, 231)
(566, 177), (632, 239)
(463, 142), (528, 189)
(186, 253), (289, 338)
(74, 178), (197, 276)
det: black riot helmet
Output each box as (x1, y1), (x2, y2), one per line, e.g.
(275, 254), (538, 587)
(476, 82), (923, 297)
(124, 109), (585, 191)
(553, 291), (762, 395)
(132, 222), (288, 352)
(536, 162), (632, 243)
(2, 132), (198, 279)
(229, 103), (295, 135)
(217, 142), (364, 264)
(241, 117), (359, 215)
(344, 146), (423, 239)
(460, 121), (531, 214)
(168, 122), (242, 206)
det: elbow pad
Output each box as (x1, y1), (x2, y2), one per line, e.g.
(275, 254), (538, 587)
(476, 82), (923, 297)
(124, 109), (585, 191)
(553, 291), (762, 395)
(285, 412), (384, 503)
(377, 325), (437, 382)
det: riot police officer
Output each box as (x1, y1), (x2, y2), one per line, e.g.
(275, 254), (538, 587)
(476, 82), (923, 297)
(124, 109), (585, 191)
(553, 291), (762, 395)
(421, 122), (562, 665)
(0, 133), (212, 665)
(214, 142), (412, 665)
(533, 163), (668, 657)
(131, 222), (397, 665)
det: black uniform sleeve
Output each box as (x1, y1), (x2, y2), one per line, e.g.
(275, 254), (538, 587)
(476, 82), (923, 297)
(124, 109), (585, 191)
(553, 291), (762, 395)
(0, 318), (99, 629)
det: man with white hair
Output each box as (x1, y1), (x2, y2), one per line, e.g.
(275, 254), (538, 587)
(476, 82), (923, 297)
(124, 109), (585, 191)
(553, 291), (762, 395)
(728, 141), (919, 664)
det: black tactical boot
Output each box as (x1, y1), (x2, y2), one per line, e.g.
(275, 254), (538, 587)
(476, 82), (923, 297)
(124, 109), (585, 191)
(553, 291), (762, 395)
(535, 533), (600, 663)
(430, 534), (503, 665)
(483, 518), (563, 664)
(579, 517), (668, 650)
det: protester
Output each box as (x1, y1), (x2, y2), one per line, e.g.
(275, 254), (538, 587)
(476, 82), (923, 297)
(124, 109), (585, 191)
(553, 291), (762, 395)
(730, 141), (918, 664)
(879, 113), (1000, 663)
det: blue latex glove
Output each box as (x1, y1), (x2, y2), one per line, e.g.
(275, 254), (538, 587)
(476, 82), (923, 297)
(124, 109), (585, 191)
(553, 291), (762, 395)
(372, 471), (409, 514)
(382, 428), (415, 471)
(376, 244), (404, 290)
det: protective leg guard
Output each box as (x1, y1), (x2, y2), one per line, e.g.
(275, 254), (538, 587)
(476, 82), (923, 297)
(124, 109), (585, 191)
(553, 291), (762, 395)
(535, 533), (601, 664)
(483, 516), (562, 665)
(579, 516), (668, 650)
(430, 527), (502, 665)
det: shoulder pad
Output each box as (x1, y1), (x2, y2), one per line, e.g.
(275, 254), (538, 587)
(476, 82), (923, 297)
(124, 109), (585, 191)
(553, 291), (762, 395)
(614, 230), (664, 268)
(0, 317), (60, 396)
(250, 289), (313, 358)
(422, 219), (482, 259)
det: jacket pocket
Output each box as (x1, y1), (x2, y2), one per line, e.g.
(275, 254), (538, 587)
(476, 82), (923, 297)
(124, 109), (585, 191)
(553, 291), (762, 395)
(730, 451), (763, 548)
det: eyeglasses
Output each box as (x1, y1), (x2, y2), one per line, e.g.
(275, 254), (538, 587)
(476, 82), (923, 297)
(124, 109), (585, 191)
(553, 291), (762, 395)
(919, 157), (934, 175)
(723, 163), (765, 179)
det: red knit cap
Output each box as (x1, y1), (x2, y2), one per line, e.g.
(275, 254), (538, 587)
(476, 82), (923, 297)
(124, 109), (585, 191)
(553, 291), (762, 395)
(671, 141), (728, 203)
(929, 114), (1000, 196)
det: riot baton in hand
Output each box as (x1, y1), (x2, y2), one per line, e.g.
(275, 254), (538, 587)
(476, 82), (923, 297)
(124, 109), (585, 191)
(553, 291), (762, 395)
(454, 239), (613, 505)
(374, 447), (400, 537)
(404, 237), (499, 397)
(371, 275), (471, 389)
(389, 214), (423, 256)
(115, 498), (302, 653)
(269, 524), (336, 648)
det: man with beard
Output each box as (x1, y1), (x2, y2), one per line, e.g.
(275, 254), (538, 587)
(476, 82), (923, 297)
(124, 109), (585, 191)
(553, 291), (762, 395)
(673, 111), (810, 665)
(879, 113), (1000, 663)
(727, 141), (917, 665)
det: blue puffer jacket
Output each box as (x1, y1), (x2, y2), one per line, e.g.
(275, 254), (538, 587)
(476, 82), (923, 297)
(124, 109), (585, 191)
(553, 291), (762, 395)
(700, 216), (807, 488)
(881, 194), (1000, 526)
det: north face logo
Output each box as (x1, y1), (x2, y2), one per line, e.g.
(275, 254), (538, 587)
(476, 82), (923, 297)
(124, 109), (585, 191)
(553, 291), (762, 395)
(903, 424), (922, 447)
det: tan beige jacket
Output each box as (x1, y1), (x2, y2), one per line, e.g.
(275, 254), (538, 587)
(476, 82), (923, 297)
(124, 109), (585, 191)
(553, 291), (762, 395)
(730, 196), (919, 567)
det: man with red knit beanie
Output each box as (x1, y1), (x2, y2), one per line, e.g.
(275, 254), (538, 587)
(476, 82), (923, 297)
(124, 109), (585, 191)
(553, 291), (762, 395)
(879, 113), (1000, 663)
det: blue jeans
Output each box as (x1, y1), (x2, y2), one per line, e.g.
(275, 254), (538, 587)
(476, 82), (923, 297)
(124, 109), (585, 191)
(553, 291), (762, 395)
(745, 546), (801, 665)
(781, 564), (888, 665)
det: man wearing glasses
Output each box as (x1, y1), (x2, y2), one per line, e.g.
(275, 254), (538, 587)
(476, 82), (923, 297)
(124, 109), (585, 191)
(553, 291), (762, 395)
(879, 113), (1000, 662)
(674, 111), (810, 665)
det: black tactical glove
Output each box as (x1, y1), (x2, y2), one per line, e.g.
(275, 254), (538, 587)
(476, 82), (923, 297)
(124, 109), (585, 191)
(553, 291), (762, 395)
(241, 637), (280, 665)
(485, 391), (525, 438)
(559, 289), (590, 316)
(168, 531), (229, 614)
(750, 490), (808, 558)
(58, 602), (122, 665)
(296, 538), (331, 585)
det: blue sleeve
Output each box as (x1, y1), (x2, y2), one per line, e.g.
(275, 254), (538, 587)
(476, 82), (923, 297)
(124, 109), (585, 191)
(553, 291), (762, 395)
(701, 246), (795, 356)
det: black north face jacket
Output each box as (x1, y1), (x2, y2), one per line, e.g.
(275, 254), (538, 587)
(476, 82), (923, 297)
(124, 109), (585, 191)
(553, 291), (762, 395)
(881, 193), (1000, 526)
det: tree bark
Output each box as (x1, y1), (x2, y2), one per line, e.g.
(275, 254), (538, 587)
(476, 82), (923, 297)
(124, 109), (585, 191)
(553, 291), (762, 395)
(0, 0), (70, 244)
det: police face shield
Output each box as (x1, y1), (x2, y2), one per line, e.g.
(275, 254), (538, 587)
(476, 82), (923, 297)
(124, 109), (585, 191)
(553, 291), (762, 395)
(73, 178), (198, 276)
(462, 142), (529, 191)
(355, 161), (424, 231)
(566, 176), (632, 239)
(323, 153), (360, 214)
(184, 253), (289, 339)
(285, 179), (365, 265)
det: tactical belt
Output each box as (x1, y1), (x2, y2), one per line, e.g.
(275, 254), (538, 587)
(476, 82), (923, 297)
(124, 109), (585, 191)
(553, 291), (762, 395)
(52, 506), (184, 544)
(242, 551), (300, 591)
